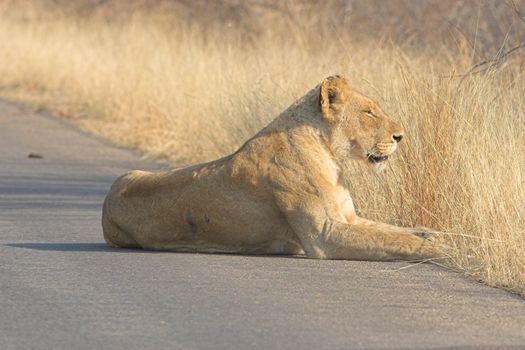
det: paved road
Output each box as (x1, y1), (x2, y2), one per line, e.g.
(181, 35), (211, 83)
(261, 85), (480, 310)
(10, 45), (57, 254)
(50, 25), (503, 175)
(0, 101), (524, 350)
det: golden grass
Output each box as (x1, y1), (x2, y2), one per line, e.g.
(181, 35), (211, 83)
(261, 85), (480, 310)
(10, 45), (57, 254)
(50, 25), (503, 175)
(0, 2), (523, 292)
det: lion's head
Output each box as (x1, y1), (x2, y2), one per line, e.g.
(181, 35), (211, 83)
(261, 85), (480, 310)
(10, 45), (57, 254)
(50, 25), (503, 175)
(318, 75), (404, 170)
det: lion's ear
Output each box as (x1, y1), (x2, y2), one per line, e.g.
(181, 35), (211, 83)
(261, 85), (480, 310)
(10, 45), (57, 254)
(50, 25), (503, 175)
(319, 75), (348, 122)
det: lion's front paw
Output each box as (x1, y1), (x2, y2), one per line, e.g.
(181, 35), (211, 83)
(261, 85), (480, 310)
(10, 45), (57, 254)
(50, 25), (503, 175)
(411, 227), (439, 240)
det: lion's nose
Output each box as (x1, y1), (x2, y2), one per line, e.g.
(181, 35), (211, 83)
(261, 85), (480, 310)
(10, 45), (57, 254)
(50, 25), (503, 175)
(393, 134), (403, 143)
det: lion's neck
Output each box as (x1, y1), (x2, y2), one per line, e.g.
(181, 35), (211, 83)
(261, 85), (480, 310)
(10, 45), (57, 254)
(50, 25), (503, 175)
(287, 124), (341, 186)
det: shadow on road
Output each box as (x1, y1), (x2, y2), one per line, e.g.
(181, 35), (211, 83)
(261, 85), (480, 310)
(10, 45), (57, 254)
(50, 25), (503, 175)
(4, 242), (307, 259)
(4, 242), (138, 252)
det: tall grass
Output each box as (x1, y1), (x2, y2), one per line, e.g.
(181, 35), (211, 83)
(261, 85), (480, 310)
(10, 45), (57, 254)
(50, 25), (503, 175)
(0, 2), (523, 292)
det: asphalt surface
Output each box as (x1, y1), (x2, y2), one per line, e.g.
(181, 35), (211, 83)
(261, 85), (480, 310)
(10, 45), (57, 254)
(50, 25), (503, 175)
(0, 101), (524, 350)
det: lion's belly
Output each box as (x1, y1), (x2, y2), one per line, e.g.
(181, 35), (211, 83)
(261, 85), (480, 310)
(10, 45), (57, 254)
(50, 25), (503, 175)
(179, 192), (298, 252)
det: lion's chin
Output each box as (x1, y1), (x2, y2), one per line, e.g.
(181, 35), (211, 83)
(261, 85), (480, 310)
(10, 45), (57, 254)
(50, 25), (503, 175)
(364, 154), (390, 172)
(371, 162), (388, 172)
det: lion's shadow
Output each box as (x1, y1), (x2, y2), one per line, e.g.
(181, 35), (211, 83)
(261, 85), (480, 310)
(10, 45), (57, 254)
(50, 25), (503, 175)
(5, 242), (136, 253)
(4, 242), (306, 258)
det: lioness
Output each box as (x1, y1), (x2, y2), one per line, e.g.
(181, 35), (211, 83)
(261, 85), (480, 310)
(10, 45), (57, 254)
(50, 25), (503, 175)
(102, 75), (442, 260)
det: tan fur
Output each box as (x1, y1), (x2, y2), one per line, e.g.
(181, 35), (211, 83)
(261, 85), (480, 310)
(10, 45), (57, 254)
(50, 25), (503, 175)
(102, 76), (443, 260)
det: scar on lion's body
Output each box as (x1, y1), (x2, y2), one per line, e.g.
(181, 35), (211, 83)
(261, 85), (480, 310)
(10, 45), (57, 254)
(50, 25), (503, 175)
(184, 209), (197, 234)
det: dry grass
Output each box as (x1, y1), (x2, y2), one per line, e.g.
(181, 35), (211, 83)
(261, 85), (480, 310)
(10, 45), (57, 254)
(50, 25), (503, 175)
(0, 1), (523, 293)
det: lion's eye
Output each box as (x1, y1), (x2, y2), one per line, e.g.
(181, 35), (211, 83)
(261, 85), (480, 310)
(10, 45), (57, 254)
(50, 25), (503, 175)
(365, 110), (375, 118)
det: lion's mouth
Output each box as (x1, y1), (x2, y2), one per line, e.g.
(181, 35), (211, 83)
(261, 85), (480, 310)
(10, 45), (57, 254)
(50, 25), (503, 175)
(367, 154), (389, 163)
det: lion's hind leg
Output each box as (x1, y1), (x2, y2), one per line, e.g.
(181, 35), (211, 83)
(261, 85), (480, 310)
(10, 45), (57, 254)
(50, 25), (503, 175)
(102, 212), (141, 249)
